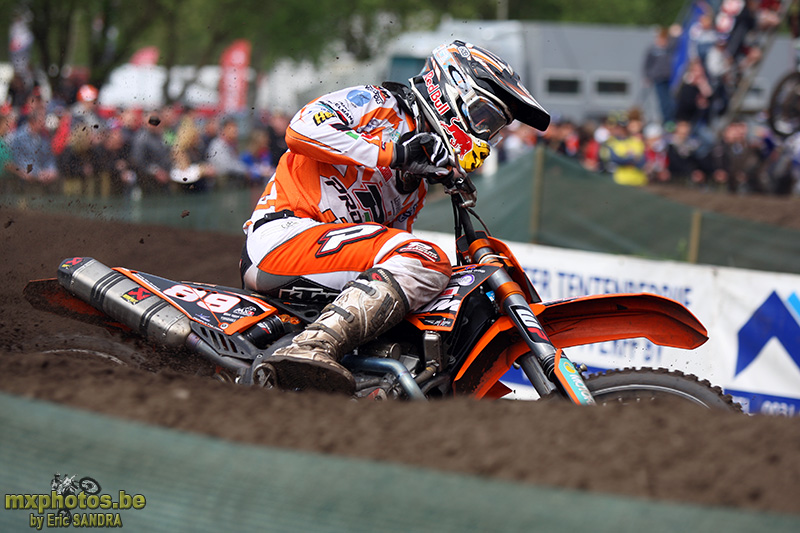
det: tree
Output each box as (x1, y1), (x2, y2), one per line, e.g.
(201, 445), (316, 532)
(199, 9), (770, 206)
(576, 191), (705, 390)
(2, 0), (686, 101)
(19, 0), (167, 93)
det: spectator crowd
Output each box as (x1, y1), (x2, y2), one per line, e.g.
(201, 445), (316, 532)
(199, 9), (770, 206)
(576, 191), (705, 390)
(496, 0), (800, 197)
(0, 77), (288, 199)
(2, 0), (799, 199)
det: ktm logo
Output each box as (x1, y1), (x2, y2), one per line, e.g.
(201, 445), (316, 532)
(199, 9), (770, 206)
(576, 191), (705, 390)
(737, 291), (800, 376)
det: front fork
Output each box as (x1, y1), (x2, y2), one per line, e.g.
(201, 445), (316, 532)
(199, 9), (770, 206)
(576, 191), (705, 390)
(484, 263), (596, 405)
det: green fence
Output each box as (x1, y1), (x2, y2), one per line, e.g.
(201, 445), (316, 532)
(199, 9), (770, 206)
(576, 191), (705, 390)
(3, 392), (799, 532)
(415, 148), (800, 274)
(3, 148), (799, 273)
(1, 187), (260, 235)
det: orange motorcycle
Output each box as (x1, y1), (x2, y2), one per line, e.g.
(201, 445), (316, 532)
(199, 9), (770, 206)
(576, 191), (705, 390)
(25, 174), (739, 410)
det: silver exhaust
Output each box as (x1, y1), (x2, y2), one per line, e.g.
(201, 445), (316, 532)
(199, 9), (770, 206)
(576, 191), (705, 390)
(57, 257), (192, 348)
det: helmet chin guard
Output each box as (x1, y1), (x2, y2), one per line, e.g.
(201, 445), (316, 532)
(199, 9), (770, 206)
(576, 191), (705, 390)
(411, 40), (550, 174)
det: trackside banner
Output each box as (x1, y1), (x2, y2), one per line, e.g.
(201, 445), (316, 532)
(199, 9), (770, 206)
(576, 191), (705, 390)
(415, 231), (800, 415)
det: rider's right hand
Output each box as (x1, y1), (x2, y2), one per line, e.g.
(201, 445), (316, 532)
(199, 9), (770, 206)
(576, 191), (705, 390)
(391, 132), (451, 177)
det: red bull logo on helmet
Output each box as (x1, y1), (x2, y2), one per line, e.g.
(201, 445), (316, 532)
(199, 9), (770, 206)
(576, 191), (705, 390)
(423, 71), (450, 115)
(443, 118), (473, 157)
(444, 118), (490, 172)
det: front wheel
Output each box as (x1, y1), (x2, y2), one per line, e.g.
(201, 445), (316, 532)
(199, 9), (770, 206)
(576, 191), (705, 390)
(78, 477), (101, 495)
(584, 368), (742, 412)
(768, 71), (800, 137)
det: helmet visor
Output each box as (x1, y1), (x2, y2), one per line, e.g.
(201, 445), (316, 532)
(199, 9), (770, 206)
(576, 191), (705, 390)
(461, 93), (509, 140)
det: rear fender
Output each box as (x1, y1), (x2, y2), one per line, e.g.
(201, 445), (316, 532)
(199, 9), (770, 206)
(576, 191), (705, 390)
(24, 278), (131, 334)
(530, 293), (708, 350)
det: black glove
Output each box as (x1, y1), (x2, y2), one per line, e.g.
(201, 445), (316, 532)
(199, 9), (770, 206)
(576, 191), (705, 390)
(392, 132), (451, 176)
(395, 172), (422, 194)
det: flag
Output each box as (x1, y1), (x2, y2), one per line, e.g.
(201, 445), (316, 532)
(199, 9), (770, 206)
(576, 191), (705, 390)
(218, 39), (252, 113)
(129, 46), (160, 66)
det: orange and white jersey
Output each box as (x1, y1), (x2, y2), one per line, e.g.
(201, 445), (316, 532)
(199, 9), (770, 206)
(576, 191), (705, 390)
(245, 85), (426, 233)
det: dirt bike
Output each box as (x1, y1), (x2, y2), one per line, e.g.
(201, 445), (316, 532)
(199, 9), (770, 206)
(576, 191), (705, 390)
(24, 173), (740, 411)
(51, 474), (102, 496)
(50, 474), (101, 521)
(768, 70), (800, 138)
(768, 36), (800, 138)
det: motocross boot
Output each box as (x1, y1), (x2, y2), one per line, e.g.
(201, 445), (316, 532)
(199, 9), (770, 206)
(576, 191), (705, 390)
(268, 268), (410, 395)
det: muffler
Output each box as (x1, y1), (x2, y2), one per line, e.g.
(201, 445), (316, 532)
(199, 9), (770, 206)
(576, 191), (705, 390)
(57, 257), (192, 347)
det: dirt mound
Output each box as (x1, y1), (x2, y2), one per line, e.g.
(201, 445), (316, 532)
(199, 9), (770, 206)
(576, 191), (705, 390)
(2, 204), (799, 516)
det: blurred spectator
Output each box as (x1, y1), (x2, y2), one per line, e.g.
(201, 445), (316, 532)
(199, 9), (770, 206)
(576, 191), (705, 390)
(159, 105), (182, 148)
(689, 12), (719, 64)
(600, 113), (648, 186)
(540, 117), (577, 155)
(666, 120), (712, 186)
(710, 120), (763, 193)
(95, 125), (137, 196)
(199, 115), (220, 155)
(643, 25), (681, 123)
(119, 107), (143, 140)
(7, 109), (59, 191)
(53, 74), (80, 109)
(130, 114), (172, 194)
(785, 132), (800, 195)
(626, 107), (645, 138)
(704, 34), (734, 119)
(9, 8), (34, 87)
(643, 123), (669, 183)
(240, 128), (276, 186)
(205, 117), (248, 186)
(265, 112), (290, 164)
(726, 0), (760, 67)
(764, 129), (800, 195)
(726, 0), (780, 73)
(19, 85), (46, 124)
(495, 121), (537, 165)
(674, 57), (714, 126)
(57, 123), (101, 195)
(70, 84), (104, 131)
(577, 120), (602, 172)
(6, 73), (31, 109)
(0, 113), (16, 193)
(556, 120), (580, 158)
(170, 116), (217, 193)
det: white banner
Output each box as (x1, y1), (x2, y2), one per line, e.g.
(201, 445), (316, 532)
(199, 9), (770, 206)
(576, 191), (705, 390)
(414, 231), (800, 415)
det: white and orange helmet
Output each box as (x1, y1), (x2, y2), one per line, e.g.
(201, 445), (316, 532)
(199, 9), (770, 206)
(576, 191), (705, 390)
(411, 40), (550, 173)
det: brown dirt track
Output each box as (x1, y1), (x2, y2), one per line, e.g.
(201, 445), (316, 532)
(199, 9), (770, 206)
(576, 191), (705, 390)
(2, 200), (800, 517)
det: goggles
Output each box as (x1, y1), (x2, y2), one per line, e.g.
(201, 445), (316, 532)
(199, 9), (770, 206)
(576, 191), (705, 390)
(460, 90), (510, 140)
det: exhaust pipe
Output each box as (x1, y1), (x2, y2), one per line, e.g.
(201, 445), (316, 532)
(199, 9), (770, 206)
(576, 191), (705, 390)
(57, 257), (192, 347)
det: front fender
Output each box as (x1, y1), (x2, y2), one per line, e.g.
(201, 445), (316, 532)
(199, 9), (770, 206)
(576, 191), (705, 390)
(530, 293), (708, 350)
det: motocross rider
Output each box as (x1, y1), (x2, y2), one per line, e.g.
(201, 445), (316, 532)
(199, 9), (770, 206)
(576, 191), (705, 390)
(240, 40), (550, 395)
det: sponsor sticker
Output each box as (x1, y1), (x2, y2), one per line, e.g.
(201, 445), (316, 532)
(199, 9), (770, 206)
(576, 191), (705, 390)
(59, 257), (85, 269)
(456, 273), (476, 286)
(347, 89), (372, 107)
(121, 287), (153, 305)
(313, 110), (336, 125)
(397, 242), (440, 263)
